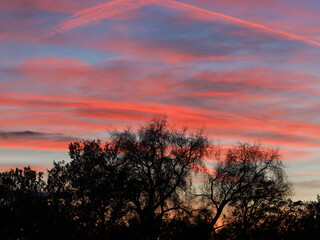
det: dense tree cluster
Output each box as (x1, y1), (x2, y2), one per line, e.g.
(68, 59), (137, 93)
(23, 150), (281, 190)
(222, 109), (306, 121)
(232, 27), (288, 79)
(1, 117), (318, 239)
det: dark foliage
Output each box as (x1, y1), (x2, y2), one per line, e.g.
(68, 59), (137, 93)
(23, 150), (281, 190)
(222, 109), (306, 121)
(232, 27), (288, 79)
(202, 143), (291, 238)
(1, 117), (318, 240)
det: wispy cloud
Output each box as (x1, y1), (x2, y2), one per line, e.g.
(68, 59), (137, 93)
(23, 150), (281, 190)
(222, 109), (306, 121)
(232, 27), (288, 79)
(154, 0), (320, 47)
(48, 0), (320, 48)
(0, 130), (78, 142)
(0, 130), (80, 150)
(2, 0), (320, 199)
(51, 0), (147, 35)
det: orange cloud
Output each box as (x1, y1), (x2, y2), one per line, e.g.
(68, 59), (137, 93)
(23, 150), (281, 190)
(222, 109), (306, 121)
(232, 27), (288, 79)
(0, 138), (69, 151)
(2, 90), (320, 152)
(0, 164), (48, 173)
(2, 57), (320, 154)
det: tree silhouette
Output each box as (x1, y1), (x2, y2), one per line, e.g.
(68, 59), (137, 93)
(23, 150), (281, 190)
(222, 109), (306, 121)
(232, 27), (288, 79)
(47, 140), (135, 239)
(0, 167), (46, 239)
(47, 116), (210, 239)
(2, 118), (315, 240)
(215, 197), (320, 239)
(113, 117), (210, 239)
(203, 143), (290, 237)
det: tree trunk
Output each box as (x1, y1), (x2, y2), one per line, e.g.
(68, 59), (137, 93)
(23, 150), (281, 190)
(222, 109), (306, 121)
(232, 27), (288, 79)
(140, 210), (159, 240)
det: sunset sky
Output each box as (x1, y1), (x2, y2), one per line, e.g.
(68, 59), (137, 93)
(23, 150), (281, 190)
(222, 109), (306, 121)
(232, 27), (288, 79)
(1, 0), (320, 200)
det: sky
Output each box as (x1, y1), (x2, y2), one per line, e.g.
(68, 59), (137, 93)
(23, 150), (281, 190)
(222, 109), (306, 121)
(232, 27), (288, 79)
(1, 0), (320, 200)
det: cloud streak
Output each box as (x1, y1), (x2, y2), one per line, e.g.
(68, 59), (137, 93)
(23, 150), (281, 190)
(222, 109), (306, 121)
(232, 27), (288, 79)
(0, 130), (78, 141)
(2, 0), (320, 200)
(52, 0), (147, 34)
(2, 90), (320, 151)
(49, 0), (320, 48)
(155, 0), (320, 47)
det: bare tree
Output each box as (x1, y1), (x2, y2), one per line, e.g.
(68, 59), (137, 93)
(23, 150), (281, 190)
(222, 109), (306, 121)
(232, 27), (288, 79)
(46, 116), (211, 240)
(203, 143), (291, 237)
(107, 116), (210, 239)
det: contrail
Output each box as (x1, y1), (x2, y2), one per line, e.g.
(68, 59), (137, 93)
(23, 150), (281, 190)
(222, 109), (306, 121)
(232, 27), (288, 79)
(52, 0), (147, 34)
(154, 0), (320, 47)
(49, 0), (320, 47)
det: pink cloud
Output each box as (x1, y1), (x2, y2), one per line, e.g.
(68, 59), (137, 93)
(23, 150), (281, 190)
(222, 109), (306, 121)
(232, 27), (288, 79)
(165, 55), (238, 63)
(0, 138), (69, 151)
(195, 68), (319, 93)
(51, 0), (147, 35)
(46, 0), (320, 49)
(0, 0), (106, 14)
(150, 0), (320, 47)
(2, 90), (320, 152)
(2, 56), (320, 156)
(182, 0), (320, 42)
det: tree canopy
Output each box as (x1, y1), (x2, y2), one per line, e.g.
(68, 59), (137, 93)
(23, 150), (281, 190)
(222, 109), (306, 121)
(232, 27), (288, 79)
(1, 117), (314, 240)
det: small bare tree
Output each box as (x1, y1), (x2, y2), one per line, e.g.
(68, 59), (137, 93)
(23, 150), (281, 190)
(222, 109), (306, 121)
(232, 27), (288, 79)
(203, 143), (291, 236)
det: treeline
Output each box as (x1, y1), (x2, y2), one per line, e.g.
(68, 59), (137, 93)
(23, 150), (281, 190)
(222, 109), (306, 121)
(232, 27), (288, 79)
(1, 117), (320, 240)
